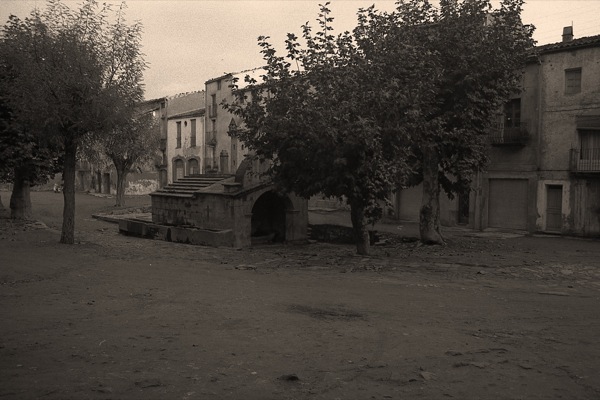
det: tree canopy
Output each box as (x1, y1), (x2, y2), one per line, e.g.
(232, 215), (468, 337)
(81, 108), (160, 207)
(225, 3), (436, 254)
(0, 0), (146, 242)
(386, 0), (534, 244)
(226, 0), (534, 252)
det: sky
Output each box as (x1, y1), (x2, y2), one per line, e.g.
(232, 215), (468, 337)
(1, 0), (599, 100)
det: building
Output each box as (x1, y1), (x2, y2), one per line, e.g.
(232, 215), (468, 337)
(472, 29), (600, 236)
(159, 91), (206, 185)
(204, 69), (262, 174)
(145, 69), (308, 248)
(392, 28), (600, 237)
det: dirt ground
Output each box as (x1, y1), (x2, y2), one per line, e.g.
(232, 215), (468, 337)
(1, 190), (599, 400)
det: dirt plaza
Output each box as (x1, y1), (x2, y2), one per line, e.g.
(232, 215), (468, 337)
(1, 191), (599, 399)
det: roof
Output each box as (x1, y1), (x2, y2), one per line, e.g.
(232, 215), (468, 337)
(205, 73), (233, 85)
(166, 90), (204, 100)
(205, 67), (265, 85)
(536, 34), (600, 55)
(140, 97), (166, 105)
(168, 109), (205, 120)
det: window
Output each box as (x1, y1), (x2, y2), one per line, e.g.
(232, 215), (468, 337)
(190, 119), (196, 147)
(565, 68), (582, 95)
(217, 80), (222, 90)
(504, 98), (521, 128)
(209, 94), (218, 118)
(579, 129), (600, 160)
(176, 121), (182, 148)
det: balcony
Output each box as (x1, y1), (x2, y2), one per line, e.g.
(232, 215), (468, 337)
(208, 104), (218, 118)
(488, 121), (529, 146)
(570, 148), (600, 174)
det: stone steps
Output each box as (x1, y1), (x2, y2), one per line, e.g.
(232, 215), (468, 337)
(152, 174), (233, 196)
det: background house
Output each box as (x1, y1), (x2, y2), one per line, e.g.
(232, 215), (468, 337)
(473, 28), (600, 236)
(68, 97), (164, 195)
(204, 69), (262, 174)
(393, 28), (600, 237)
(160, 91), (206, 185)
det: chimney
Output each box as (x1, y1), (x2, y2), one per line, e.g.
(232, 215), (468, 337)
(562, 26), (573, 42)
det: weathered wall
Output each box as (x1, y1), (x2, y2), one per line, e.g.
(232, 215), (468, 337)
(205, 72), (252, 174)
(151, 186), (308, 248)
(167, 114), (204, 182)
(538, 46), (600, 172)
(569, 178), (600, 236)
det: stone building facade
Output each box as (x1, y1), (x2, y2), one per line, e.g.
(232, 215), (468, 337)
(393, 29), (600, 237)
(474, 30), (600, 236)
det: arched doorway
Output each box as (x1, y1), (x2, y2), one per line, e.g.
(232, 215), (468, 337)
(188, 158), (199, 175)
(251, 191), (290, 244)
(173, 159), (184, 182)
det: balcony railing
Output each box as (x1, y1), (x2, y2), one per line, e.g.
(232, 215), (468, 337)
(488, 121), (529, 145)
(570, 148), (600, 173)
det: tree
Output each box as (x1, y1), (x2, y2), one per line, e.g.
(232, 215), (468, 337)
(0, 0), (146, 243)
(82, 109), (160, 207)
(383, 0), (535, 244)
(0, 96), (62, 219)
(225, 3), (433, 255)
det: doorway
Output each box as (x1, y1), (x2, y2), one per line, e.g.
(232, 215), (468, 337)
(546, 185), (562, 231)
(251, 191), (288, 244)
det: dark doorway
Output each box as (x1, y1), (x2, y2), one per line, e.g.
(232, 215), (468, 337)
(251, 191), (287, 244)
(546, 185), (562, 231)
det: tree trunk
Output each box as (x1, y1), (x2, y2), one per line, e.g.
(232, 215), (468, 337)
(0, 192), (9, 218)
(60, 138), (77, 244)
(419, 147), (445, 245)
(115, 167), (128, 207)
(350, 199), (370, 255)
(9, 167), (32, 220)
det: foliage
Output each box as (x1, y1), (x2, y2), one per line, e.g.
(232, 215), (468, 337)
(224, 3), (434, 254)
(225, 0), (534, 248)
(383, 0), (535, 244)
(0, 97), (62, 186)
(0, 0), (146, 241)
(402, 0), (534, 190)
(81, 109), (160, 206)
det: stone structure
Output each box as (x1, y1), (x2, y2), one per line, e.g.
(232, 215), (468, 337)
(122, 157), (308, 248)
(158, 91), (206, 185)
(473, 29), (600, 236)
(393, 29), (600, 237)
(204, 68), (262, 174)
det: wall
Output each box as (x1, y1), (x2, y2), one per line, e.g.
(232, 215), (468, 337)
(167, 113), (204, 182)
(538, 46), (600, 172)
(205, 72), (253, 174)
(151, 185), (308, 248)
(164, 91), (205, 182)
(475, 39), (600, 236)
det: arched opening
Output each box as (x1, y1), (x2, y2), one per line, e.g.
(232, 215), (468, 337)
(188, 158), (199, 175)
(251, 191), (289, 244)
(173, 159), (184, 182)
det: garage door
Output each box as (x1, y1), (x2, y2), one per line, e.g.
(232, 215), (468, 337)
(488, 179), (528, 230)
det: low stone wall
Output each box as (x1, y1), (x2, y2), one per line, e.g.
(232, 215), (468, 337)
(119, 219), (235, 247)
